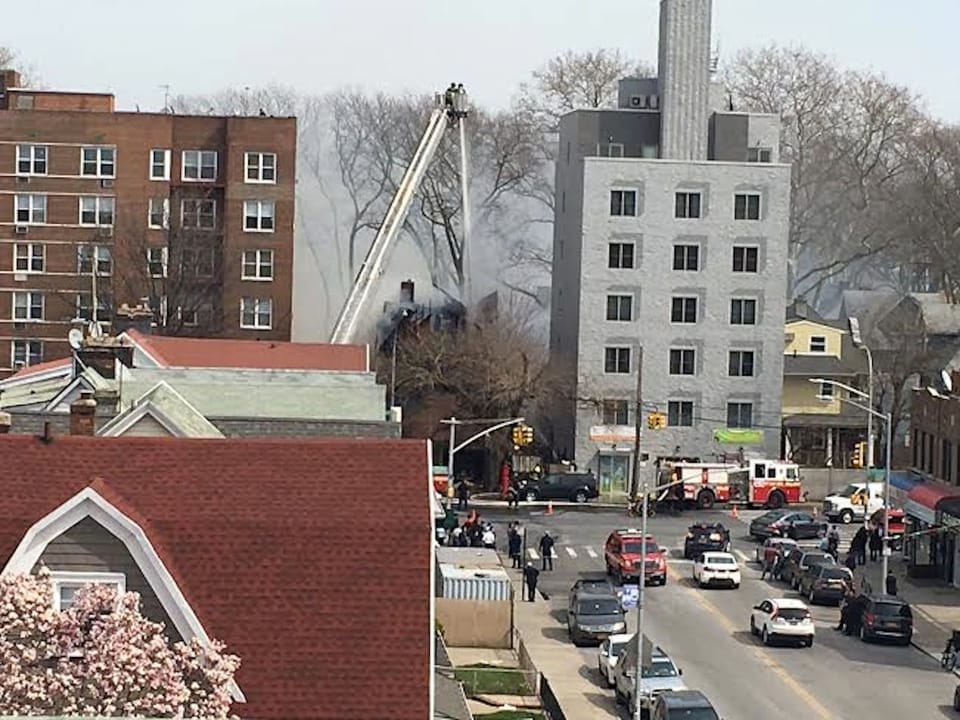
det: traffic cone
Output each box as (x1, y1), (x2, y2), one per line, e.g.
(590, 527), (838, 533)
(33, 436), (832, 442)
(546, 500), (554, 516)
(730, 505), (739, 520)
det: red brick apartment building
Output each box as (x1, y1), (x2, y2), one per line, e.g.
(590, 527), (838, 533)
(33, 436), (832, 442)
(0, 70), (296, 378)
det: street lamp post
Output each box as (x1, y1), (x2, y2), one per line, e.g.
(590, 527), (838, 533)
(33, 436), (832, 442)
(811, 378), (893, 590)
(634, 479), (648, 720)
(849, 317), (875, 470)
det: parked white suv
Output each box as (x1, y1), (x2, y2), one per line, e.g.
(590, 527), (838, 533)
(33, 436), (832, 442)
(597, 633), (632, 688)
(750, 598), (814, 647)
(692, 552), (741, 589)
(822, 482), (883, 524)
(613, 640), (687, 714)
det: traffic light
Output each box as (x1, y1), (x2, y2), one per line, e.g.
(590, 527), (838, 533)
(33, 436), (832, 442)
(512, 426), (524, 446)
(647, 412), (667, 430)
(851, 441), (866, 468)
(512, 424), (535, 447)
(522, 425), (534, 445)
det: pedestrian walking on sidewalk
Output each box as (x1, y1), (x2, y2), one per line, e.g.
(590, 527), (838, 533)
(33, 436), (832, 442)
(539, 532), (555, 571)
(852, 526), (868, 566)
(508, 525), (523, 569)
(523, 562), (540, 602)
(869, 527), (882, 562)
(886, 570), (898, 596)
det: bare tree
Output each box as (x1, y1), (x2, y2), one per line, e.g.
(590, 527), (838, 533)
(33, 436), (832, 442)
(0, 46), (40, 86)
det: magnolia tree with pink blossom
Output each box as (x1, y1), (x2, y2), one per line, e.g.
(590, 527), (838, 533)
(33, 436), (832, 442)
(0, 568), (240, 717)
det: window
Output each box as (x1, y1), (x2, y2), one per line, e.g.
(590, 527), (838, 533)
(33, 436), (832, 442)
(242, 249), (274, 280)
(16, 144), (47, 175)
(728, 350), (755, 377)
(734, 193), (761, 220)
(76, 293), (112, 321)
(245, 152), (277, 183)
(50, 572), (125, 612)
(673, 244), (699, 271)
(608, 242), (634, 269)
(13, 292), (43, 320)
(602, 400), (629, 426)
(730, 298), (757, 325)
(15, 194), (47, 224)
(605, 294), (632, 322)
(809, 336), (827, 353)
(747, 147), (772, 163)
(182, 150), (218, 181)
(610, 190), (637, 217)
(675, 192), (701, 219)
(671, 297), (697, 323)
(669, 348), (695, 375)
(77, 246), (112, 276)
(14, 243), (44, 273)
(181, 247), (215, 278)
(668, 401), (694, 427)
(79, 196), (115, 226)
(602, 143), (625, 158)
(146, 247), (168, 278)
(727, 402), (754, 428)
(244, 200), (275, 232)
(148, 197), (170, 229)
(80, 146), (115, 177)
(150, 149), (171, 180)
(604, 346), (631, 374)
(12, 339), (42, 368)
(732, 246), (759, 273)
(179, 307), (199, 327)
(240, 297), (273, 329)
(819, 381), (834, 399)
(181, 199), (217, 229)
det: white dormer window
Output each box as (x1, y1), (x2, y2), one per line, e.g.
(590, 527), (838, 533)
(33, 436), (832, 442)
(809, 336), (827, 353)
(50, 571), (126, 611)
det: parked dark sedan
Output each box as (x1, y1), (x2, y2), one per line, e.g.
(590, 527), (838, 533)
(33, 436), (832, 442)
(683, 522), (731, 559)
(859, 595), (913, 645)
(520, 472), (599, 503)
(798, 564), (853, 605)
(780, 549), (836, 589)
(749, 510), (827, 541)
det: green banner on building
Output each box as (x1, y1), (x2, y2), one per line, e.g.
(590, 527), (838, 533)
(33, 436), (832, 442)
(713, 428), (764, 445)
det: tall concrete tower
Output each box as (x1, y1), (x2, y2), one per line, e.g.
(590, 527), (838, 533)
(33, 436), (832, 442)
(657, 0), (712, 160)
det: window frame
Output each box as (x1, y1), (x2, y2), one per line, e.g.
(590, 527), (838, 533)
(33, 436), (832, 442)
(243, 200), (276, 233)
(80, 146), (116, 178)
(11, 338), (43, 368)
(150, 149), (171, 181)
(78, 196), (116, 227)
(734, 193), (762, 221)
(727, 402), (754, 429)
(240, 297), (273, 330)
(747, 147), (772, 163)
(603, 346), (631, 374)
(12, 291), (44, 321)
(146, 247), (168, 278)
(674, 191), (702, 219)
(730, 298), (758, 326)
(732, 246), (759, 273)
(77, 245), (113, 276)
(15, 194), (47, 224)
(181, 246), (216, 279)
(605, 294), (633, 322)
(668, 348), (696, 376)
(728, 350), (755, 377)
(242, 249), (275, 281)
(50, 571), (125, 612)
(148, 197), (170, 229)
(181, 198), (217, 229)
(667, 400), (694, 427)
(670, 296), (698, 324)
(608, 242), (635, 269)
(16, 144), (48, 175)
(13, 243), (44, 273)
(181, 150), (218, 182)
(809, 336), (827, 353)
(245, 152), (277, 183)
(672, 244), (699, 271)
(75, 292), (112, 322)
(819, 381), (834, 399)
(601, 399), (630, 426)
(609, 189), (637, 217)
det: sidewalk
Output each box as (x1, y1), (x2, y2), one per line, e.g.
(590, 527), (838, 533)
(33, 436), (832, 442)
(860, 555), (960, 667)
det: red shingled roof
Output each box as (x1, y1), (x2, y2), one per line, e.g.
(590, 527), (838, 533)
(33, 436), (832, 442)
(124, 330), (369, 372)
(0, 435), (431, 720)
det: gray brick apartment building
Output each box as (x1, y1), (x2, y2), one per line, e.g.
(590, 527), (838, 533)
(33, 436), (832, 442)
(549, 0), (791, 495)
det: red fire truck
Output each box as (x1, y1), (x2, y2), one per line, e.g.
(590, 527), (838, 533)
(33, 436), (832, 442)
(728, 459), (803, 509)
(661, 462), (741, 510)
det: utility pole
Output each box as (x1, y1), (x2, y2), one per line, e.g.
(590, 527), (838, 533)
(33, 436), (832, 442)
(631, 345), (645, 720)
(631, 347), (644, 498)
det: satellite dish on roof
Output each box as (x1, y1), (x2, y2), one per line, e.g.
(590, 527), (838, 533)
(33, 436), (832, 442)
(68, 328), (84, 350)
(943, 369), (953, 394)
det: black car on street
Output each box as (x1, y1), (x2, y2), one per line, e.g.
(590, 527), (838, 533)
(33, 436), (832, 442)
(859, 595), (913, 645)
(683, 522), (731, 559)
(749, 510), (828, 541)
(520, 472), (599, 503)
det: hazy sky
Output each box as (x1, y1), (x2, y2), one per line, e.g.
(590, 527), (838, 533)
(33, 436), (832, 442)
(7, 0), (960, 121)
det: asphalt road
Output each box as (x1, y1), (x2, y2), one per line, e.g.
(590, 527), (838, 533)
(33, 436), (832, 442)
(475, 504), (960, 720)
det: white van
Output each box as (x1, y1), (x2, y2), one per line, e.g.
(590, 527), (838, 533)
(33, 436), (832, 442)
(822, 482), (884, 524)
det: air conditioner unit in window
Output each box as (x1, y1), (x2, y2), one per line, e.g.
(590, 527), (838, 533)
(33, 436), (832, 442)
(14, 225), (28, 235)
(98, 226), (114, 238)
(100, 179), (115, 189)
(629, 95), (643, 108)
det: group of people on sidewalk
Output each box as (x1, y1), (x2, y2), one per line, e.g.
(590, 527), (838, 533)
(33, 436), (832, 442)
(505, 523), (557, 602)
(440, 507), (497, 549)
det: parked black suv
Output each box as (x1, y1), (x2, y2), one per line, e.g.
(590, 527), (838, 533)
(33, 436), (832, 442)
(859, 595), (913, 645)
(521, 472), (599, 503)
(780, 548), (836, 589)
(683, 522), (731, 559)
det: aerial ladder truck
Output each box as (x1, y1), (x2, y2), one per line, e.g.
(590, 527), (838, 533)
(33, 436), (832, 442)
(328, 85), (470, 345)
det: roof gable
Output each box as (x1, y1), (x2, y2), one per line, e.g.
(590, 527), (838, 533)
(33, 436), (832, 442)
(98, 381), (224, 438)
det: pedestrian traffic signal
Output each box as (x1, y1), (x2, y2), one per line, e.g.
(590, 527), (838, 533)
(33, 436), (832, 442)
(852, 441), (866, 468)
(647, 412), (667, 430)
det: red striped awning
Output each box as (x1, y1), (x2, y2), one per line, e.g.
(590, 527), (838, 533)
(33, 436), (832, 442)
(906, 481), (960, 512)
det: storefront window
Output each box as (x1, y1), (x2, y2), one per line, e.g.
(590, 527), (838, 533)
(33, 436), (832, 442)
(598, 454), (630, 496)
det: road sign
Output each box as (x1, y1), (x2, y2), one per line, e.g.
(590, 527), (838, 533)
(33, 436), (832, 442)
(621, 585), (639, 610)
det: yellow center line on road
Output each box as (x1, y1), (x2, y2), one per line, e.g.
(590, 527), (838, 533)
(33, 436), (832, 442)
(666, 565), (835, 720)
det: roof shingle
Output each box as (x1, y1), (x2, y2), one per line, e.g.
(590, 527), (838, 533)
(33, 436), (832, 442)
(0, 434), (431, 720)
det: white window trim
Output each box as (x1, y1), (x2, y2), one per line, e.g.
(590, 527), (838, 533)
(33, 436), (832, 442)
(12, 292), (44, 321)
(610, 188), (637, 217)
(148, 198), (170, 229)
(241, 249), (274, 281)
(243, 200), (276, 233)
(735, 192), (762, 221)
(11, 339), (42, 368)
(669, 347), (697, 376)
(819, 381), (835, 398)
(181, 150), (218, 182)
(13, 243), (44, 273)
(240, 297), (273, 330)
(78, 196), (116, 227)
(604, 293), (634, 322)
(809, 336), (828, 354)
(50, 571), (126, 612)
(603, 346), (632, 375)
(80, 146), (116, 178)
(150, 149), (171, 181)
(15, 194), (47, 225)
(1, 487), (245, 703)
(730, 298), (758, 325)
(16, 144), (47, 176)
(244, 152), (277, 184)
(77, 245), (113, 277)
(181, 198), (217, 229)
(146, 247), (169, 278)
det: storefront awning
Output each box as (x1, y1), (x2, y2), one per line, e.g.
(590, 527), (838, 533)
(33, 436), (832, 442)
(713, 428), (764, 445)
(904, 481), (960, 525)
(887, 470), (923, 493)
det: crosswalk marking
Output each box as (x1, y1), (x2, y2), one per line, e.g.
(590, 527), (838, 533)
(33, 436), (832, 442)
(585, 546), (598, 558)
(528, 548), (540, 560)
(566, 547), (577, 558)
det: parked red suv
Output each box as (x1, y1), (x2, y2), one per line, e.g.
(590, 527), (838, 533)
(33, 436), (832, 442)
(604, 529), (668, 585)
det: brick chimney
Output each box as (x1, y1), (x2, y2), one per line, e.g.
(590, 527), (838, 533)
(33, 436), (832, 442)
(0, 411), (10, 434)
(0, 70), (22, 110)
(69, 390), (97, 436)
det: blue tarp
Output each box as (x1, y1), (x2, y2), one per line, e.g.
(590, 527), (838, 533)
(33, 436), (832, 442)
(886, 470), (922, 492)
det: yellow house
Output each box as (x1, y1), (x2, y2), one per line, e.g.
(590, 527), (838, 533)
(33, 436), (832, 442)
(782, 301), (868, 467)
